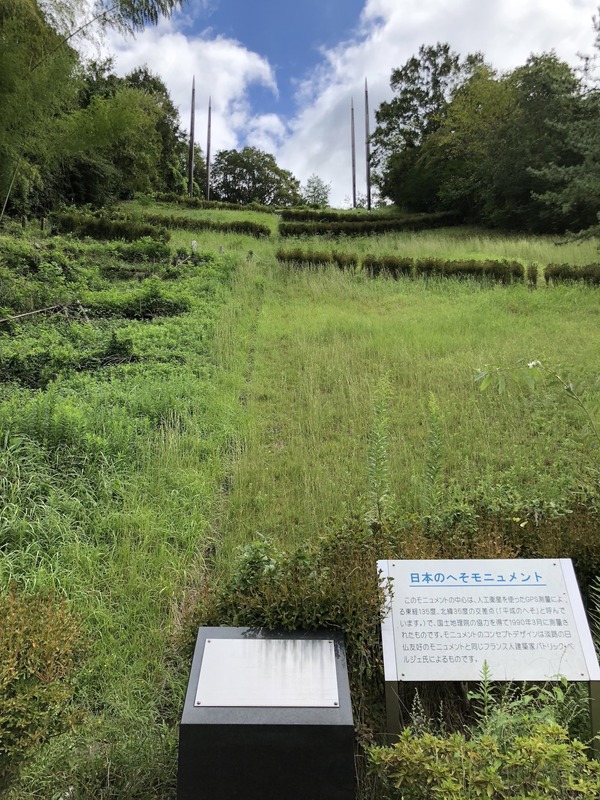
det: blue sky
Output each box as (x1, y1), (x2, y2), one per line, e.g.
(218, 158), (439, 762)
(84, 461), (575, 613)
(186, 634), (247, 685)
(189, 0), (366, 117)
(102, 0), (599, 206)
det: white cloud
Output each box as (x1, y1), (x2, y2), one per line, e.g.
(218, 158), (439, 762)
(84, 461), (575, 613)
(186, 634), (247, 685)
(105, 17), (279, 153)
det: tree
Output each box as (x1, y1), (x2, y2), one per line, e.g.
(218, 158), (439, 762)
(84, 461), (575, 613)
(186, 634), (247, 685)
(0, 0), (184, 219)
(210, 147), (301, 206)
(533, 12), (600, 236)
(301, 174), (331, 207)
(0, 0), (79, 215)
(371, 43), (483, 210)
(124, 66), (190, 194)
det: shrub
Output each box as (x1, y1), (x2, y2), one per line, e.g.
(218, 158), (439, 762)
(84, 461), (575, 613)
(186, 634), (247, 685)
(275, 248), (358, 270)
(547, 262), (600, 286)
(153, 192), (278, 214)
(278, 212), (460, 238)
(527, 263), (539, 288)
(362, 256), (414, 279)
(275, 247), (331, 266)
(142, 213), (271, 238)
(0, 588), (82, 792)
(369, 678), (599, 799)
(184, 521), (399, 734)
(82, 280), (191, 319)
(50, 213), (169, 243)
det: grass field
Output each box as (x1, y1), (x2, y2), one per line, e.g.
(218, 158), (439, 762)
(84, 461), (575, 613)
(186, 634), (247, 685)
(1, 203), (599, 798)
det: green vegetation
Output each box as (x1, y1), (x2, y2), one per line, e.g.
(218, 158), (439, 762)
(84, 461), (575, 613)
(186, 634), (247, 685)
(1, 196), (599, 798)
(372, 32), (599, 236)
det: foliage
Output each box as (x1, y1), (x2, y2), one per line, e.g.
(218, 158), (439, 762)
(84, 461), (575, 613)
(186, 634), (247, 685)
(301, 174), (331, 208)
(369, 678), (600, 799)
(142, 212), (271, 238)
(280, 208), (398, 223)
(371, 43), (483, 212)
(279, 212), (460, 237)
(372, 33), (598, 233)
(50, 212), (170, 242)
(210, 147), (301, 206)
(276, 247), (358, 269)
(0, 586), (81, 792)
(545, 263), (600, 285)
(186, 522), (394, 734)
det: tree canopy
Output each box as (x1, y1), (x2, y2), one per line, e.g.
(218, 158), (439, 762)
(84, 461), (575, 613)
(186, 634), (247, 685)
(210, 147), (301, 206)
(0, 0), (187, 218)
(371, 25), (600, 235)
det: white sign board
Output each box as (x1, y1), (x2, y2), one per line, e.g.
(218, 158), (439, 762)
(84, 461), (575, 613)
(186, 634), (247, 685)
(195, 638), (339, 707)
(378, 558), (600, 683)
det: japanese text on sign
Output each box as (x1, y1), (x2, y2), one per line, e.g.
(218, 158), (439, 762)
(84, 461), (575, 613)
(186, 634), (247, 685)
(378, 559), (600, 683)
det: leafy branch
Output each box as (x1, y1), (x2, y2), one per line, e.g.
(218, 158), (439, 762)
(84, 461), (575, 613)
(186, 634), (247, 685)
(475, 359), (600, 449)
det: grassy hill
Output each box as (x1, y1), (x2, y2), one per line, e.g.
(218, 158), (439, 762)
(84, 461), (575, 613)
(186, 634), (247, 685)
(1, 201), (599, 798)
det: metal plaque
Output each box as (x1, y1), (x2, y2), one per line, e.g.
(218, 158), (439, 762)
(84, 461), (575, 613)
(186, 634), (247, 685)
(195, 638), (339, 707)
(378, 558), (600, 683)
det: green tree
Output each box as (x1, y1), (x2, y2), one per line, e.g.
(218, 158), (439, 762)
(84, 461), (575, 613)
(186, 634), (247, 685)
(0, 0), (184, 218)
(210, 147), (301, 206)
(533, 13), (600, 236)
(0, 0), (79, 215)
(124, 66), (190, 194)
(301, 174), (331, 207)
(371, 43), (483, 211)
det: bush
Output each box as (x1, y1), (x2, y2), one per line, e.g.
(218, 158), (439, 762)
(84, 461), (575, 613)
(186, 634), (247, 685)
(82, 279), (191, 319)
(0, 588), (81, 792)
(362, 256), (414, 278)
(153, 192), (278, 214)
(184, 522), (396, 733)
(545, 263), (600, 286)
(279, 212), (460, 238)
(276, 248), (357, 270)
(369, 678), (600, 799)
(142, 213), (271, 238)
(50, 213), (169, 243)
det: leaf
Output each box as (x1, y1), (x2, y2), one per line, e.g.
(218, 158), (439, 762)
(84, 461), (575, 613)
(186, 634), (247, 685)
(479, 374), (492, 392)
(497, 374), (506, 395)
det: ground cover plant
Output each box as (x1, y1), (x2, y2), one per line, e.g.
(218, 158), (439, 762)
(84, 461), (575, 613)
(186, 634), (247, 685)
(1, 201), (599, 799)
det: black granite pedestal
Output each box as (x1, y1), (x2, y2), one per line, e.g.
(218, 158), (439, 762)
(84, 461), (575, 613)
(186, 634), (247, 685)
(177, 627), (355, 800)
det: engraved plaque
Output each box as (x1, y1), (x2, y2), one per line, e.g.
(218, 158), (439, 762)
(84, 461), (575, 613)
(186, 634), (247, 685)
(195, 638), (339, 707)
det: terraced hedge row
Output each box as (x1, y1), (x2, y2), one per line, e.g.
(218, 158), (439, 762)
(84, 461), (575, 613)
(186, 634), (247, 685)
(279, 209), (401, 223)
(50, 213), (169, 242)
(275, 247), (358, 270)
(276, 250), (525, 283)
(153, 192), (279, 214)
(279, 211), (460, 238)
(142, 213), (271, 238)
(545, 262), (600, 285)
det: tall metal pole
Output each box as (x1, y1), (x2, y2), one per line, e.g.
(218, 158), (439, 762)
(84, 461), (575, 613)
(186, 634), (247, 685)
(206, 96), (212, 201)
(364, 78), (372, 212)
(351, 98), (357, 209)
(188, 76), (196, 197)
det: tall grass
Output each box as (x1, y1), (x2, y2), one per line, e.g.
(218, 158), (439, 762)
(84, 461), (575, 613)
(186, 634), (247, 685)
(216, 263), (600, 562)
(2, 204), (598, 797)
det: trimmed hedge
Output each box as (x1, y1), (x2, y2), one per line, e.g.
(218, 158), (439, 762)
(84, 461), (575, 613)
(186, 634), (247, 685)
(276, 247), (358, 270)
(279, 209), (398, 223)
(544, 263), (600, 285)
(142, 213), (271, 238)
(279, 250), (525, 284)
(363, 255), (414, 278)
(278, 211), (460, 238)
(153, 192), (280, 214)
(50, 213), (169, 243)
